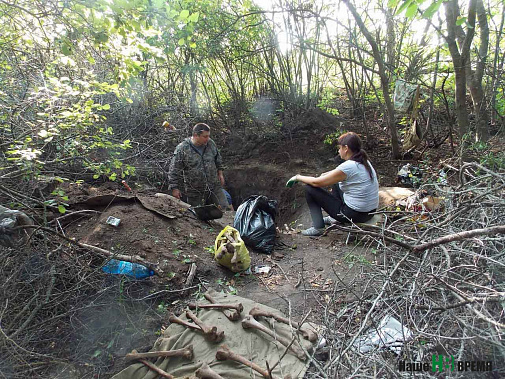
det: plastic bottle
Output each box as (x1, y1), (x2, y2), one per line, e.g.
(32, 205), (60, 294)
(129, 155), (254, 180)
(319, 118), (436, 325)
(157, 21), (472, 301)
(102, 259), (154, 279)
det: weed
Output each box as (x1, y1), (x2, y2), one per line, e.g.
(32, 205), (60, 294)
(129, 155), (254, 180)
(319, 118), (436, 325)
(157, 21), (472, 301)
(181, 254), (193, 264)
(343, 253), (371, 268)
(157, 301), (168, 313)
(204, 245), (215, 254)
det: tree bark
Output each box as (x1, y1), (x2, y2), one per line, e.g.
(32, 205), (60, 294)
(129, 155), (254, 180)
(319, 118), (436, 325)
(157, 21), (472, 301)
(444, 0), (477, 138)
(466, 0), (489, 142)
(342, 0), (400, 158)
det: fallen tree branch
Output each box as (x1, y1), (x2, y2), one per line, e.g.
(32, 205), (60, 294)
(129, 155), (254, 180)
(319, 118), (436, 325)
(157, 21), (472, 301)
(413, 225), (505, 253)
(13, 225), (161, 275)
(323, 223), (413, 250)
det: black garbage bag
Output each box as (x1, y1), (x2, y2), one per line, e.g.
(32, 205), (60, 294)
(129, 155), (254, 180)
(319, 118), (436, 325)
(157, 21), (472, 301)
(233, 195), (277, 254)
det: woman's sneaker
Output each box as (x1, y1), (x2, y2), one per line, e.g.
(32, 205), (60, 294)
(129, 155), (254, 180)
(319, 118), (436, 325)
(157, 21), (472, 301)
(301, 227), (324, 236)
(323, 216), (336, 225)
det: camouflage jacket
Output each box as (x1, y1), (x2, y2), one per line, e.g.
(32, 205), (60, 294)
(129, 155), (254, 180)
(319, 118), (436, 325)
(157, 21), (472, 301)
(168, 138), (223, 193)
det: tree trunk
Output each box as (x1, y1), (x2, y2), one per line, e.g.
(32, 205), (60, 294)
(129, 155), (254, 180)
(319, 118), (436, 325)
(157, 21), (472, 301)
(342, 0), (400, 158)
(466, 0), (489, 142)
(490, 2), (505, 124)
(444, 0), (476, 138)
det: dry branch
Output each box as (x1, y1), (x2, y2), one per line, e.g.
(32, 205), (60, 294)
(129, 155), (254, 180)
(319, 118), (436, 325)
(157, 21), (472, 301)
(413, 225), (505, 252)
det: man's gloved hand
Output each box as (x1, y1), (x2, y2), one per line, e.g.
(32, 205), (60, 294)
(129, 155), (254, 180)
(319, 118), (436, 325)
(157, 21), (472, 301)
(286, 175), (299, 188)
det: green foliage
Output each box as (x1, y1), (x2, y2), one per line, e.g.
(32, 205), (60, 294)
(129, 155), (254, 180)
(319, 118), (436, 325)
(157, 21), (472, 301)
(468, 141), (505, 171)
(157, 301), (168, 313)
(204, 245), (215, 255)
(3, 75), (133, 183)
(495, 88), (505, 117)
(343, 253), (371, 268)
(317, 90), (340, 116)
(324, 130), (348, 150)
(393, 0), (443, 19)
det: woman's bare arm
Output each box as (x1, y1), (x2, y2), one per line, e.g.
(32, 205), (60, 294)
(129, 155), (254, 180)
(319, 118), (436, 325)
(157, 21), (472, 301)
(296, 168), (347, 187)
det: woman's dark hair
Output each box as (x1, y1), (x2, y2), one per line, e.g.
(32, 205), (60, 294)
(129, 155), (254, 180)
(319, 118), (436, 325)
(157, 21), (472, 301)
(338, 132), (374, 180)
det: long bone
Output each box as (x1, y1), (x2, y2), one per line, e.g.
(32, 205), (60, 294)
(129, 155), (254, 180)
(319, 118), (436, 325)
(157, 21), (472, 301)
(204, 293), (240, 321)
(195, 363), (225, 379)
(169, 313), (223, 342)
(216, 344), (271, 378)
(125, 345), (194, 361)
(241, 316), (306, 360)
(188, 302), (244, 314)
(138, 358), (175, 378)
(249, 306), (317, 342)
(185, 310), (225, 343)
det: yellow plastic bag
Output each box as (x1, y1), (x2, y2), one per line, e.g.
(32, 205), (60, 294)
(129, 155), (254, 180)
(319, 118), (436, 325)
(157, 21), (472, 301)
(214, 226), (250, 273)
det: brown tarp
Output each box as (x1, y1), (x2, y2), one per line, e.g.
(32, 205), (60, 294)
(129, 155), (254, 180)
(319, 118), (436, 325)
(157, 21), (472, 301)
(113, 289), (315, 379)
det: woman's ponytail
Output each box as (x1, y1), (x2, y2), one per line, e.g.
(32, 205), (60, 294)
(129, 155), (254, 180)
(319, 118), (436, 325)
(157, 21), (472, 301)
(338, 132), (374, 180)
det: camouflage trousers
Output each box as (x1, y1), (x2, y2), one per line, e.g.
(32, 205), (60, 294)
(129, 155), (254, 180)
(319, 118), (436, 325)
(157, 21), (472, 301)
(183, 186), (228, 208)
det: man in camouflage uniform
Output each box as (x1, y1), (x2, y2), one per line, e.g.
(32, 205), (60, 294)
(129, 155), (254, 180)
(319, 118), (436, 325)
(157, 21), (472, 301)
(168, 123), (228, 207)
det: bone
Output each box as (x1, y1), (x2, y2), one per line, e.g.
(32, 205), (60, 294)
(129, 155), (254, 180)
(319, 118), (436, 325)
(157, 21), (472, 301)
(185, 310), (224, 343)
(242, 316), (306, 360)
(216, 244), (227, 260)
(169, 313), (222, 343)
(223, 231), (237, 243)
(195, 363), (224, 379)
(125, 345), (193, 361)
(216, 344), (271, 378)
(204, 293), (240, 321)
(249, 307), (317, 342)
(138, 358), (175, 378)
(169, 313), (201, 331)
(188, 302), (243, 314)
(230, 246), (238, 264)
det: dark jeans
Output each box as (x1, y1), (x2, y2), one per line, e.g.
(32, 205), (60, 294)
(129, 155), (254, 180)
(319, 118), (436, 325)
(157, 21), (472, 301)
(305, 184), (375, 229)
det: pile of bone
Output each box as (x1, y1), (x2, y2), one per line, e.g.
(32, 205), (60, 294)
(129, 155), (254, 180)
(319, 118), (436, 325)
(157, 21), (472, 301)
(125, 292), (317, 379)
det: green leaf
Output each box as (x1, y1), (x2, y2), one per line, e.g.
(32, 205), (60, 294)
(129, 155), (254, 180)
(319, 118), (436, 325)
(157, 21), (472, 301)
(387, 0), (401, 7)
(102, 104), (110, 110)
(423, 0), (443, 19)
(61, 43), (73, 56)
(179, 10), (190, 20)
(396, 0), (413, 16)
(109, 173), (117, 181)
(58, 204), (66, 214)
(456, 16), (467, 25)
(190, 42), (197, 48)
(405, 2), (418, 18)
(178, 38), (185, 46)
(93, 174), (100, 179)
(95, 32), (109, 43)
(189, 12), (199, 23)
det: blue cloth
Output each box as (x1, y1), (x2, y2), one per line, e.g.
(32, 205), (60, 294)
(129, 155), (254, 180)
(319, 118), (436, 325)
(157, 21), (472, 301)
(223, 189), (232, 205)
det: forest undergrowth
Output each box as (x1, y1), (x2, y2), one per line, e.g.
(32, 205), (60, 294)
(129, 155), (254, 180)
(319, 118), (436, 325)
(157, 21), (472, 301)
(305, 160), (505, 378)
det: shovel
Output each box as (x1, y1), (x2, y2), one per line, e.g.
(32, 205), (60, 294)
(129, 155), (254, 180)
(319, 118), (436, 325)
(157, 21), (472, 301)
(154, 193), (223, 221)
